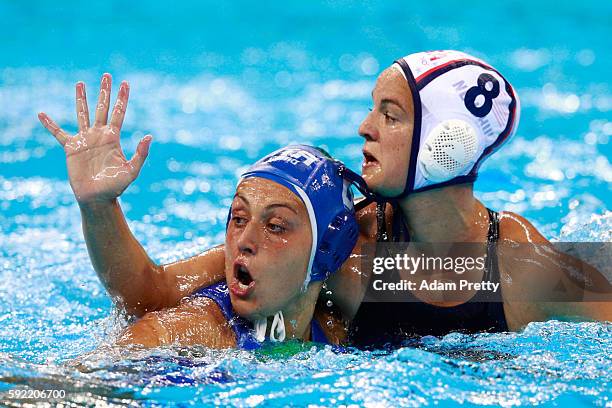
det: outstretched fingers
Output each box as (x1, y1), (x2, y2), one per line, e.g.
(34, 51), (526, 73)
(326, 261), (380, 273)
(75, 82), (90, 131)
(94, 73), (112, 126)
(128, 135), (153, 178)
(110, 81), (129, 133)
(38, 112), (69, 146)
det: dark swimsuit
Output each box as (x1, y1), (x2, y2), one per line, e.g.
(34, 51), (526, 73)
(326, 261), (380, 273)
(193, 281), (329, 350)
(349, 203), (509, 348)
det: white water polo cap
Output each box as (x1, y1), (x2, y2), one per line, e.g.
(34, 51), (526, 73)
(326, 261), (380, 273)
(392, 50), (520, 197)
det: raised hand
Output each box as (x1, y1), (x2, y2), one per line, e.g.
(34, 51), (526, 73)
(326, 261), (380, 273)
(38, 74), (152, 206)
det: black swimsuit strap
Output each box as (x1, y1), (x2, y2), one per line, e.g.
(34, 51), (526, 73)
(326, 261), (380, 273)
(484, 208), (508, 330)
(486, 207), (500, 242)
(354, 197), (398, 242)
(374, 200), (411, 243)
(480, 208), (499, 282)
(375, 201), (389, 242)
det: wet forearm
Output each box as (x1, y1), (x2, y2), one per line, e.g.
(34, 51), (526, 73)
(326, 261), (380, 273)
(79, 199), (159, 311)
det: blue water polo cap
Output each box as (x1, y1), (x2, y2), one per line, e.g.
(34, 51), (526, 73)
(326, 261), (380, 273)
(234, 145), (361, 287)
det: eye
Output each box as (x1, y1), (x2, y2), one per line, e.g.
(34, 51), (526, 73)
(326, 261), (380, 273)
(384, 112), (396, 123)
(267, 223), (286, 234)
(232, 216), (247, 227)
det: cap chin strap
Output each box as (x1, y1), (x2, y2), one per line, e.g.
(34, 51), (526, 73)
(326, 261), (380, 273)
(393, 174), (478, 200)
(254, 311), (286, 342)
(337, 163), (384, 203)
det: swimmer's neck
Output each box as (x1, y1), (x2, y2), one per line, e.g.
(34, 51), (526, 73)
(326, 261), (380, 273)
(398, 183), (489, 243)
(255, 282), (321, 341)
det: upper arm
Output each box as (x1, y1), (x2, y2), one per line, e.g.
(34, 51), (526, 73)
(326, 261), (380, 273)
(134, 245), (226, 316)
(160, 244), (227, 306)
(116, 295), (236, 348)
(498, 212), (612, 328)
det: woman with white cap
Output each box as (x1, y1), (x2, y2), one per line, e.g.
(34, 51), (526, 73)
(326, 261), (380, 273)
(327, 50), (611, 347)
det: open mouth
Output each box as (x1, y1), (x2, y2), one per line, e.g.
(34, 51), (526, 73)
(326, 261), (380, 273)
(236, 264), (253, 287)
(230, 262), (255, 297)
(362, 150), (379, 167)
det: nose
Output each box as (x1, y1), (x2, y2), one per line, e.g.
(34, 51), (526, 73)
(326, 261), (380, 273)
(236, 221), (258, 255)
(358, 110), (379, 142)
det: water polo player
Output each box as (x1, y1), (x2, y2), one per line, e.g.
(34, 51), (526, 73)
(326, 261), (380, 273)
(38, 78), (360, 348)
(325, 50), (611, 346)
(116, 145), (359, 348)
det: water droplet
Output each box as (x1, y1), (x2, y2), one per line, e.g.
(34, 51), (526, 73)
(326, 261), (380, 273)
(326, 290), (332, 296)
(326, 300), (333, 307)
(326, 320), (333, 327)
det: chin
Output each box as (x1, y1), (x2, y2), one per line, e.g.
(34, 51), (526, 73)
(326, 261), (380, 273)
(233, 297), (276, 322)
(229, 296), (256, 319)
(362, 174), (392, 196)
(365, 176), (404, 197)
(361, 169), (381, 189)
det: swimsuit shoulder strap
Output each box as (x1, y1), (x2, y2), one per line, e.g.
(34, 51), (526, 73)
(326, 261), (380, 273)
(193, 281), (234, 319)
(375, 200), (411, 243)
(486, 207), (500, 243)
(355, 196), (374, 212)
(484, 208), (509, 331)
(483, 208), (500, 281)
(192, 281), (260, 350)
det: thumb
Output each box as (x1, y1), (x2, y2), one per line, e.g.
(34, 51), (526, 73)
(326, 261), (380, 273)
(128, 135), (153, 177)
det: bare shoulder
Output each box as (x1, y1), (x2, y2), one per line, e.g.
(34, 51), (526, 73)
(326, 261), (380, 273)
(496, 211), (551, 329)
(497, 211), (612, 328)
(496, 210), (553, 285)
(165, 295), (236, 347)
(498, 211), (549, 243)
(178, 295), (230, 326)
(118, 295), (236, 348)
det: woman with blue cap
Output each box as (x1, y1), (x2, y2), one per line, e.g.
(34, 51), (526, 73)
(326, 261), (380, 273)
(38, 79), (361, 347)
(115, 145), (360, 348)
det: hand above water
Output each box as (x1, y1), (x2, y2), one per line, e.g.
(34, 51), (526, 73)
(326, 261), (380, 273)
(38, 74), (152, 206)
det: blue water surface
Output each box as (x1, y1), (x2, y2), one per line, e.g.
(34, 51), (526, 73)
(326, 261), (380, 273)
(0, 0), (610, 406)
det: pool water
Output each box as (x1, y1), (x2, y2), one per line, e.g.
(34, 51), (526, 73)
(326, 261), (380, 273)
(1, 1), (610, 406)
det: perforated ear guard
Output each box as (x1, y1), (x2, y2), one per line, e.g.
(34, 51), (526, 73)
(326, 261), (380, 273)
(418, 119), (480, 182)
